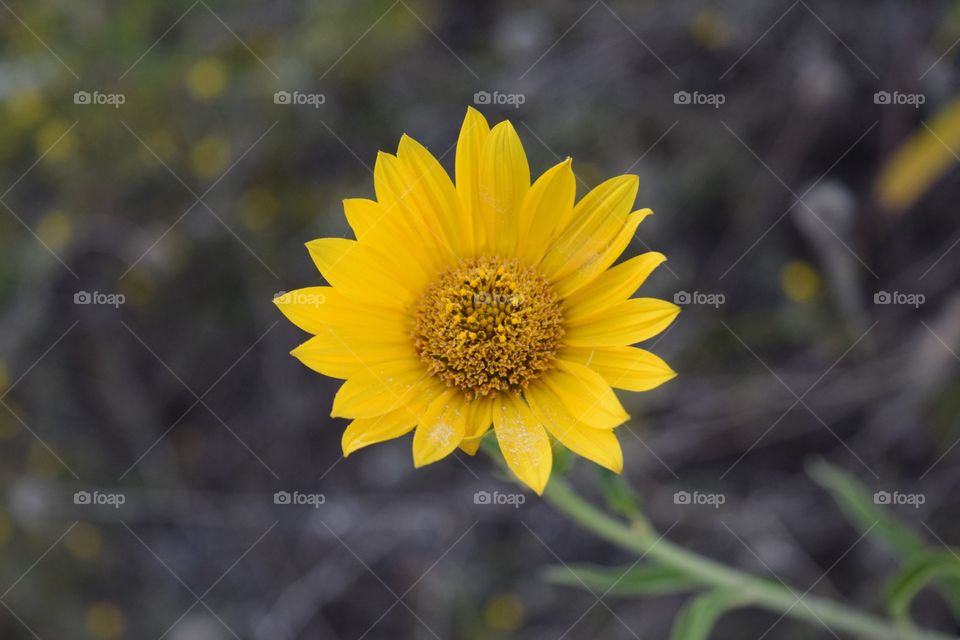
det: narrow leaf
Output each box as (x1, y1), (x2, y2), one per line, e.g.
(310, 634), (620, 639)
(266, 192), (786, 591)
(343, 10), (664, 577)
(809, 459), (960, 619)
(670, 590), (749, 640)
(807, 459), (924, 556)
(887, 551), (960, 623)
(596, 467), (643, 520)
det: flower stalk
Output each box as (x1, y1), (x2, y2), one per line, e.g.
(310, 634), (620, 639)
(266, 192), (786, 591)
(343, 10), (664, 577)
(542, 477), (956, 640)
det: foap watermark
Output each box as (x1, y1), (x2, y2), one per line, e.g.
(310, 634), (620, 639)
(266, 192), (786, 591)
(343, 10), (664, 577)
(74, 490), (126, 509)
(874, 291), (924, 308)
(274, 290), (326, 307)
(473, 490), (526, 509)
(674, 90), (725, 109)
(74, 90), (125, 109)
(874, 91), (925, 109)
(874, 490), (925, 509)
(473, 90), (526, 109)
(74, 290), (125, 308)
(274, 490), (325, 508)
(274, 91), (326, 108)
(674, 290), (725, 308)
(473, 292), (522, 307)
(674, 490), (725, 509)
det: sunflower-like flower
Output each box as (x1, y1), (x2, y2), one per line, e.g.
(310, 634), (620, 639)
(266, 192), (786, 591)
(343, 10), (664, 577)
(275, 107), (679, 494)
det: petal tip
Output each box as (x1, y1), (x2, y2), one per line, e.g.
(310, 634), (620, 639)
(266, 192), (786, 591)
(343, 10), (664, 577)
(531, 478), (548, 496)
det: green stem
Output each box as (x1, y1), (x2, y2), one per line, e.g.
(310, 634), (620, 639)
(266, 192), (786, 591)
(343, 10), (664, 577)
(543, 477), (957, 640)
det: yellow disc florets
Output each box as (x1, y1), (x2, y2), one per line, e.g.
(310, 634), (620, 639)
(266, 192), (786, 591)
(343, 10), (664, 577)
(413, 256), (564, 398)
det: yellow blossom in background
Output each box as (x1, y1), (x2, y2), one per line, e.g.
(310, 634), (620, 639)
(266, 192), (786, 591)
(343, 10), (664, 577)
(780, 260), (821, 303)
(66, 522), (103, 560)
(119, 270), (157, 308)
(240, 187), (279, 231)
(35, 119), (75, 162)
(484, 593), (524, 632)
(690, 10), (730, 51)
(875, 97), (960, 213)
(185, 58), (228, 101)
(35, 211), (72, 252)
(0, 362), (8, 394)
(7, 87), (45, 128)
(276, 108), (679, 494)
(85, 602), (125, 640)
(190, 136), (231, 178)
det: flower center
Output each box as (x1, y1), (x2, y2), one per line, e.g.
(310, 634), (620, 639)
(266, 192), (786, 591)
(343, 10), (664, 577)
(412, 256), (565, 398)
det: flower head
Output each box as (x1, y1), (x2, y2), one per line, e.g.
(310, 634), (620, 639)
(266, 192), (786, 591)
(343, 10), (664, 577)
(275, 108), (679, 494)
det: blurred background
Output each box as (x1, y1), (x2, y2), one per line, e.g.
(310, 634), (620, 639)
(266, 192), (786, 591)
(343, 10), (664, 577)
(2, 0), (960, 638)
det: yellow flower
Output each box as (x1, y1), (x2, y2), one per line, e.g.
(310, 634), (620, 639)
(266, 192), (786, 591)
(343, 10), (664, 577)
(275, 108), (678, 494)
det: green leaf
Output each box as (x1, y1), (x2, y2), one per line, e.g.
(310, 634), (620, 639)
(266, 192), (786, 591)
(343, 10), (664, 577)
(542, 562), (703, 596)
(595, 468), (643, 520)
(887, 551), (960, 623)
(809, 459), (960, 620)
(807, 459), (924, 556)
(670, 590), (749, 640)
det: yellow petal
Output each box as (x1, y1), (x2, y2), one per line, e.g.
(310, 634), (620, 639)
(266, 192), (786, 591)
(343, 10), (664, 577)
(493, 393), (552, 495)
(455, 107), (491, 253)
(343, 198), (380, 241)
(413, 389), (468, 467)
(291, 333), (414, 379)
(556, 423), (623, 473)
(516, 158), (576, 264)
(343, 407), (419, 457)
(563, 252), (667, 321)
(459, 395), (494, 455)
(465, 394), (495, 439)
(459, 438), (483, 456)
(477, 121), (530, 255)
(562, 346), (677, 392)
(564, 298), (680, 347)
(306, 238), (417, 307)
(526, 382), (623, 473)
(273, 287), (333, 335)
(397, 134), (470, 256)
(274, 286), (407, 337)
(331, 361), (435, 419)
(540, 175), (638, 280)
(342, 183), (438, 289)
(374, 151), (456, 267)
(540, 360), (629, 429)
(553, 209), (653, 299)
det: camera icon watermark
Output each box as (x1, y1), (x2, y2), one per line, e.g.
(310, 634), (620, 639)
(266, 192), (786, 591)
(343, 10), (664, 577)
(74, 90), (126, 109)
(873, 91), (925, 109)
(873, 290), (924, 308)
(74, 490), (126, 509)
(273, 490), (326, 509)
(673, 490), (725, 509)
(273, 290), (326, 307)
(74, 290), (126, 308)
(473, 90), (526, 109)
(873, 490), (925, 509)
(274, 91), (326, 108)
(674, 90), (725, 109)
(674, 290), (725, 308)
(473, 490), (526, 508)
